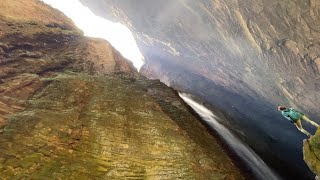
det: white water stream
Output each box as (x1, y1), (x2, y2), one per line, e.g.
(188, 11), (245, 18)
(180, 93), (280, 180)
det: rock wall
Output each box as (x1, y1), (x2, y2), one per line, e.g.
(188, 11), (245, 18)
(81, 0), (320, 116)
(304, 128), (320, 177)
(79, 0), (320, 179)
(0, 0), (246, 179)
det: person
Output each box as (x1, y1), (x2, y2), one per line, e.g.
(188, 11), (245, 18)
(278, 106), (319, 137)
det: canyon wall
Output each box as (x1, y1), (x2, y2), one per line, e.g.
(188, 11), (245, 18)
(0, 0), (245, 179)
(80, 0), (320, 179)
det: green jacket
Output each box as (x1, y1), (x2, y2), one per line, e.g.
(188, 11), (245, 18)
(281, 108), (304, 122)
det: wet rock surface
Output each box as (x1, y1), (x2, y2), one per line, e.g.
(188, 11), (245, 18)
(0, 0), (245, 179)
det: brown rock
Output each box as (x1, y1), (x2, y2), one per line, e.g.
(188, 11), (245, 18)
(0, 0), (76, 28)
(284, 40), (299, 56)
(0, 47), (4, 55)
(81, 39), (137, 76)
(19, 51), (43, 58)
(0, 43), (9, 52)
(314, 58), (320, 71)
(0, 0), (245, 179)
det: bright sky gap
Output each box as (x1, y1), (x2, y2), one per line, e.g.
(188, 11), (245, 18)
(41, 0), (145, 71)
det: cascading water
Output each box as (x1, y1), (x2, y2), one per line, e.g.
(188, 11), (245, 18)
(179, 93), (281, 180)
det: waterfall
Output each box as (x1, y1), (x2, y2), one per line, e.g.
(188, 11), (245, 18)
(179, 93), (281, 180)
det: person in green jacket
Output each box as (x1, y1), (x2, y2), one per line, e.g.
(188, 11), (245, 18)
(278, 106), (319, 137)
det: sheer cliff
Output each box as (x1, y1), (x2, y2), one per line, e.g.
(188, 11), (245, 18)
(79, 0), (320, 179)
(0, 0), (246, 179)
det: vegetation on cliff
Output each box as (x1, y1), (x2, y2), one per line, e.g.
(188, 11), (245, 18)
(304, 128), (320, 178)
(0, 0), (245, 178)
(79, 1), (320, 178)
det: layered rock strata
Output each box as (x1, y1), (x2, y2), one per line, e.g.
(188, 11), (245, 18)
(79, 0), (320, 178)
(0, 0), (245, 179)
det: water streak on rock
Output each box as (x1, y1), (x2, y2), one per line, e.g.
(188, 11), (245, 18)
(180, 93), (280, 180)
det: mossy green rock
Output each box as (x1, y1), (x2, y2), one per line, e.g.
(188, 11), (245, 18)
(0, 0), (245, 179)
(0, 73), (245, 179)
(304, 128), (320, 177)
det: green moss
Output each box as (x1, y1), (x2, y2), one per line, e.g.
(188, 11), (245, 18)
(304, 128), (320, 176)
(0, 9), (244, 178)
(0, 73), (244, 179)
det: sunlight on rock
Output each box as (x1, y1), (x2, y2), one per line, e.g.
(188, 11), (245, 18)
(41, 0), (145, 71)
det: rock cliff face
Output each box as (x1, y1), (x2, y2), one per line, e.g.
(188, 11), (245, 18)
(79, 0), (320, 179)
(304, 128), (320, 177)
(0, 0), (246, 179)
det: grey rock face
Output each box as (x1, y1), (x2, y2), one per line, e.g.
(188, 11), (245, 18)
(81, 0), (320, 114)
